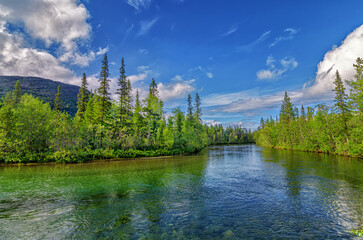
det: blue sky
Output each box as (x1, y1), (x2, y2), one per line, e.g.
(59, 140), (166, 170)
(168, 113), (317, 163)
(0, 0), (362, 129)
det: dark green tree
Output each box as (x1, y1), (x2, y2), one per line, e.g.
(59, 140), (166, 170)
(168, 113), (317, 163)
(333, 70), (349, 133)
(194, 93), (201, 122)
(96, 53), (111, 124)
(117, 57), (133, 128)
(76, 73), (89, 120)
(54, 85), (62, 112)
(13, 80), (21, 107)
(347, 57), (363, 113)
(187, 94), (193, 120)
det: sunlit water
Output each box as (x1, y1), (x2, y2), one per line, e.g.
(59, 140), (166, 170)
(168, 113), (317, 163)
(1, 145), (362, 239)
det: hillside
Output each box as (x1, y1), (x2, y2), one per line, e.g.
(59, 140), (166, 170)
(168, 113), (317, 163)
(0, 76), (81, 116)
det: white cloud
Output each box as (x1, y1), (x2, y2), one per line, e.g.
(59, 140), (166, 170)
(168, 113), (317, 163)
(257, 56), (298, 80)
(129, 73), (148, 83)
(0, 25), (77, 84)
(96, 47), (108, 56)
(137, 17), (159, 36)
(189, 66), (214, 79)
(126, 0), (152, 11)
(237, 31), (271, 52)
(303, 24), (363, 100)
(158, 75), (195, 101)
(207, 24), (363, 115)
(138, 48), (149, 54)
(221, 25), (238, 37)
(0, 0), (108, 68)
(0, 0), (91, 51)
(269, 28), (298, 47)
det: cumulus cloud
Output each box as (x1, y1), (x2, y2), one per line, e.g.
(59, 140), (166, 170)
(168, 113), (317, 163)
(269, 28), (298, 47)
(0, 0), (90, 51)
(0, 24), (77, 83)
(303, 24), (363, 100)
(257, 56), (298, 80)
(207, 24), (363, 115)
(0, 0), (110, 86)
(137, 17), (159, 36)
(158, 75), (195, 101)
(0, 0), (107, 69)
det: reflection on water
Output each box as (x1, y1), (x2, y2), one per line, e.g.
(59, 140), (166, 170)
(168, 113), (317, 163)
(0, 145), (362, 239)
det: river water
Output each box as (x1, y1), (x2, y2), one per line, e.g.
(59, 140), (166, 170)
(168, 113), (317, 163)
(0, 145), (362, 239)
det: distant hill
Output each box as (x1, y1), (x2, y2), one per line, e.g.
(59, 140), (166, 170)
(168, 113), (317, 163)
(0, 76), (82, 116)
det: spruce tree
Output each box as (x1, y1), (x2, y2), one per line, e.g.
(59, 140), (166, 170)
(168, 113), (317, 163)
(347, 57), (363, 113)
(76, 73), (89, 120)
(333, 70), (349, 133)
(187, 94), (193, 119)
(194, 93), (201, 122)
(96, 53), (111, 124)
(13, 80), (21, 107)
(117, 58), (133, 128)
(280, 91), (294, 123)
(54, 85), (62, 112)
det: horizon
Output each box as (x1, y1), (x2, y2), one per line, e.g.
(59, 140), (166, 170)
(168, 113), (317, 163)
(0, 0), (362, 129)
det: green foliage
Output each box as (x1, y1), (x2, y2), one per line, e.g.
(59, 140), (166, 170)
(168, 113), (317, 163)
(350, 229), (363, 237)
(54, 85), (62, 112)
(0, 58), (255, 164)
(255, 59), (363, 157)
(96, 53), (112, 124)
(76, 73), (89, 120)
(0, 76), (84, 116)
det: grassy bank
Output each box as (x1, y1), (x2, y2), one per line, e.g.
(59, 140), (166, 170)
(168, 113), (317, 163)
(0, 147), (204, 164)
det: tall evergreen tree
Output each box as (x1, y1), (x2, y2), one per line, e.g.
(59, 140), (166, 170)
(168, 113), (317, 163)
(333, 70), (349, 133)
(187, 94), (193, 119)
(76, 73), (89, 119)
(280, 91), (294, 122)
(13, 80), (21, 107)
(54, 85), (62, 112)
(117, 57), (133, 128)
(347, 57), (363, 113)
(96, 53), (111, 123)
(194, 93), (201, 122)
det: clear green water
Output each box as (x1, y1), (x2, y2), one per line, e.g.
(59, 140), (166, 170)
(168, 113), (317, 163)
(1, 145), (362, 239)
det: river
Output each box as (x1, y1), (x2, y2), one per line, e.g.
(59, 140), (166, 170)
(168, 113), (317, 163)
(0, 145), (362, 239)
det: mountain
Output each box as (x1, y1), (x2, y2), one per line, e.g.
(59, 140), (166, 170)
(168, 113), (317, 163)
(0, 76), (82, 116)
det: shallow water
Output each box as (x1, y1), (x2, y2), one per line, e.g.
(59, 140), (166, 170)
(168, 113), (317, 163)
(0, 145), (362, 239)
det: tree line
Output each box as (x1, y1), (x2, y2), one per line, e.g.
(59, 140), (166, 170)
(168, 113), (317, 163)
(0, 53), (253, 163)
(254, 58), (363, 157)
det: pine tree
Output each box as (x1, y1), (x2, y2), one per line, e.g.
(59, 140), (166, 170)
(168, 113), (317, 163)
(13, 80), (21, 107)
(144, 79), (163, 146)
(117, 57), (133, 128)
(347, 57), (363, 113)
(149, 78), (159, 97)
(54, 85), (62, 112)
(84, 95), (95, 124)
(194, 93), (201, 122)
(333, 70), (349, 133)
(187, 94), (193, 119)
(76, 73), (89, 120)
(280, 91), (294, 123)
(96, 53), (111, 124)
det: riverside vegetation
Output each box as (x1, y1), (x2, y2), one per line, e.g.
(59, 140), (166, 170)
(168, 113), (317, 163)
(255, 57), (363, 158)
(0, 54), (254, 163)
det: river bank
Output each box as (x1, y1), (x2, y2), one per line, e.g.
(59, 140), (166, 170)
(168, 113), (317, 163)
(0, 147), (203, 165)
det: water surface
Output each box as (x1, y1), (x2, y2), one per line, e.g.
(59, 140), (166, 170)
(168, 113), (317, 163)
(1, 145), (362, 239)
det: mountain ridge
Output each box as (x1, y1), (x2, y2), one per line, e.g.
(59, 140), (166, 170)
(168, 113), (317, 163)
(0, 76), (81, 116)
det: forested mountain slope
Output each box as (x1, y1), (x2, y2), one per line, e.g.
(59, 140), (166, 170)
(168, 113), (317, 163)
(0, 76), (80, 115)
